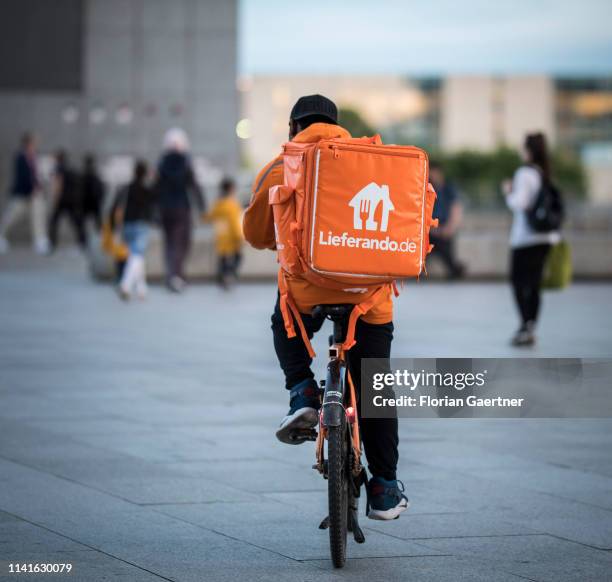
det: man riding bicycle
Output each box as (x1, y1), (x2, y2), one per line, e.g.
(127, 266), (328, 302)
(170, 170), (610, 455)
(243, 94), (408, 521)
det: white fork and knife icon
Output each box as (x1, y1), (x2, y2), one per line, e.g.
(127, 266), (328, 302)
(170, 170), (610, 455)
(348, 182), (394, 232)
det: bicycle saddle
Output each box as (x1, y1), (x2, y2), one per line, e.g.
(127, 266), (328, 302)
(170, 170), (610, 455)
(312, 304), (354, 320)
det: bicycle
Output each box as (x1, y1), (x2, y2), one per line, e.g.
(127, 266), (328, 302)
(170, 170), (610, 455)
(305, 304), (368, 568)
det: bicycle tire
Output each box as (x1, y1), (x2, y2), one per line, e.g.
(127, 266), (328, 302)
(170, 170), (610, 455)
(327, 418), (349, 568)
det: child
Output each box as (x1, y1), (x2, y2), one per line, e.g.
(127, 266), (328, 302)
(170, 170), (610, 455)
(205, 177), (243, 289)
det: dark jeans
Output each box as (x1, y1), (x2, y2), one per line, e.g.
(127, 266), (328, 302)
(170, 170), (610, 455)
(48, 202), (86, 248)
(82, 201), (102, 230)
(271, 295), (398, 481)
(510, 244), (551, 326)
(217, 252), (242, 284)
(161, 208), (192, 281)
(430, 234), (464, 279)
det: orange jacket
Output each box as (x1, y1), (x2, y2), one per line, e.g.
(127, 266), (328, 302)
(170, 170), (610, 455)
(243, 123), (393, 324)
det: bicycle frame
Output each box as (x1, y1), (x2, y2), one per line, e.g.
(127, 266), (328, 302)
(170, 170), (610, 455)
(311, 307), (368, 566)
(314, 329), (362, 477)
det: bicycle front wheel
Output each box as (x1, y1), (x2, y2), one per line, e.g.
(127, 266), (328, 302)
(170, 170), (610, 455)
(327, 418), (348, 568)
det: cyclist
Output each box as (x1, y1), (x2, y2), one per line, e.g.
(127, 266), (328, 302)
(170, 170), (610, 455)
(243, 94), (408, 520)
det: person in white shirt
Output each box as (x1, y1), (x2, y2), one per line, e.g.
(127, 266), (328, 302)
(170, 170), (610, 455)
(502, 133), (560, 346)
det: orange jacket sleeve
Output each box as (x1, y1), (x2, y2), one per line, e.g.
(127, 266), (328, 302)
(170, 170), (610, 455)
(243, 157), (283, 250)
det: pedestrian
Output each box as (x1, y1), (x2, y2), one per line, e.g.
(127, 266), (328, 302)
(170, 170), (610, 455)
(0, 132), (50, 254)
(503, 132), (561, 346)
(428, 161), (465, 279)
(80, 154), (105, 233)
(154, 128), (206, 293)
(111, 160), (156, 300)
(48, 150), (86, 251)
(204, 177), (243, 289)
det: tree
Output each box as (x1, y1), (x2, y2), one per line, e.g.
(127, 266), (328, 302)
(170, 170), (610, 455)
(431, 147), (586, 206)
(338, 107), (376, 138)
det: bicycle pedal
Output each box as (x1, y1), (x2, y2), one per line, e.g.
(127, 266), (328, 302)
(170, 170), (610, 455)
(288, 429), (317, 443)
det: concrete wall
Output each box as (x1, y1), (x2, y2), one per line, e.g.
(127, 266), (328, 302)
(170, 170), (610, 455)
(439, 76), (557, 152)
(440, 77), (496, 151)
(588, 164), (612, 204)
(0, 0), (238, 201)
(503, 76), (556, 149)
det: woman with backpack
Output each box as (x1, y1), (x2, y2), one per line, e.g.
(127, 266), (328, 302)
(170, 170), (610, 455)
(503, 133), (561, 346)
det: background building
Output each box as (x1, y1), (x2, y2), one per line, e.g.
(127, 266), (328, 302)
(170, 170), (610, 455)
(0, 0), (238, 197)
(240, 75), (612, 202)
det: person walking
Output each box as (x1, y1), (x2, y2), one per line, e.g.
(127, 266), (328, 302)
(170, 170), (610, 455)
(503, 133), (561, 346)
(429, 161), (465, 279)
(80, 154), (105, 233)
(0, 132), (50, 254)
(48, 150), (87, 251)
(111, 160), (156, 300)
(204, 177), (243, 289)
(154, 128), (206, 293)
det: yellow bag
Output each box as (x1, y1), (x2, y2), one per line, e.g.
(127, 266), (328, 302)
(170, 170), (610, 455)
(542, 240), (572, 290)
(101, 220), (128, 261)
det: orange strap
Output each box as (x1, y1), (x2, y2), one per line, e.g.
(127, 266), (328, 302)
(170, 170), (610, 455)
(277, 271), (395, 357)
(278, 270), (316, 358)
(341, 284), (392, 352)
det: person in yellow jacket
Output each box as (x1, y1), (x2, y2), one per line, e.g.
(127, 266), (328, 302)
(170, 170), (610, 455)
(242, 95), (408, 521)
(205, 177), (243, 288)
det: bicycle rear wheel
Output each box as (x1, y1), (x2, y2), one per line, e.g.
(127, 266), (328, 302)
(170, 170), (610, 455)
(327, 418), (349, 568)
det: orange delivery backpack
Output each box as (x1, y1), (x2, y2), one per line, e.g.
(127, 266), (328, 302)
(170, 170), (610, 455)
(269, 134), (438, 355)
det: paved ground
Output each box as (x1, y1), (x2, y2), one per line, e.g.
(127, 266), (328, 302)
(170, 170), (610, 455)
(1, 249), (612, 582)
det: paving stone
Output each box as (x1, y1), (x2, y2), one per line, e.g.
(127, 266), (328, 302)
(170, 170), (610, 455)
(417, 533), (612, 582)
(0, 460), (310, 582)
(153, 499), (443, 561)
(306, 555), (529, 581)
(167, 458), (324, 494)
(365, 511), (540, 540)
(0, 520), (172, 582)
(461, 464), (612, 510)
(494, 493), (612, 550)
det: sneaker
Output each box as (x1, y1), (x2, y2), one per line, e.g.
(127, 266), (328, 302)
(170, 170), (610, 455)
(135, 284), (148, 300)
(116, 286), (130, 301)
(168, 276), (186, 293)
(275, 379), (320, 445)
(34, 238), (51, 255)
(511, 321), (535, 347)
(367, 477), (410, 520)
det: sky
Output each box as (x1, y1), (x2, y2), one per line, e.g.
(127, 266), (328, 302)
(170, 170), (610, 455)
(239, 0), (612, 76)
